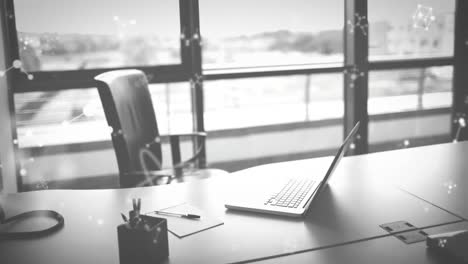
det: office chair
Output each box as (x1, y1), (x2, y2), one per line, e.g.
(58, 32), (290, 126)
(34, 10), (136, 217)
(95, 69), (227, 188)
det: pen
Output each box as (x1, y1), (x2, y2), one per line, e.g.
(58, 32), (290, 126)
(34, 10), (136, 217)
(152, 210), (201, 219)
(121, 213), (128, 223)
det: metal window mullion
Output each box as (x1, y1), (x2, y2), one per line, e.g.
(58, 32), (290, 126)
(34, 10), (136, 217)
(13, 65), (188, 92)
(452, 0), (468, 141)
(344, 0), (369, 155)
(369, 57), (453, 70)
(3, 0), (23, 191)
(180, 0), (206, 168)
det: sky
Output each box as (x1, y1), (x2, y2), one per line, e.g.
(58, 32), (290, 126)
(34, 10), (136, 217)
(14, 0), (179, 36)
(14, 0), (455, 38)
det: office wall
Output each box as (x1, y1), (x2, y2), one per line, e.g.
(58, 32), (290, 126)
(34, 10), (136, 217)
(0, 7), (18, 193)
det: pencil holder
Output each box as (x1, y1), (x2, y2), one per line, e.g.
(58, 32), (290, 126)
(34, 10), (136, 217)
(117, 215), (169, 264)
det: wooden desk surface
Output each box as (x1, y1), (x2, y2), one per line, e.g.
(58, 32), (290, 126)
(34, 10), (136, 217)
(389, 142), (468, 220)
(256, 221), (468, 264)
(0, 142), (465, 264)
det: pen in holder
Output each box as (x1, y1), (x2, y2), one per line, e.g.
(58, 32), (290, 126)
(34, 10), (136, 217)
(117, 199), (169, 264)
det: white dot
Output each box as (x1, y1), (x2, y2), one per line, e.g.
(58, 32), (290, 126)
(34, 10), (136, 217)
(0, 71), (5, 77)
(12, 139), (18, 145)
(113, 16), (119, 21)
(82, 104), (97, 117)
(12, 60), (22, 69)
(458, 117), (466, 128)
(20, 168), (27, 176)
(27, 74), (34, 80)
(403, 140), (410, 147)
(97, 219), (104, 225)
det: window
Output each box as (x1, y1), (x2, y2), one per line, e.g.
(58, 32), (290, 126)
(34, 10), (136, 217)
(13, 0), (181, 71)
(368, 66), (453, 151)
(3, 0), (464, 191)
(14, 83), (192, 148)
(366, 0), (456, 153)
(200, 0), (344, 69)
(200, 0), (346, 170)
(6, 0), (192, 190)
(368, 66), (452, 115)
(368, 0), (455, 60)
(204, 74), (342, 130)
(369, 112), (452, 152)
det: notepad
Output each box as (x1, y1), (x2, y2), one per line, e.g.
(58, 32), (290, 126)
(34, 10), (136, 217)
(147, 203), (223, 238)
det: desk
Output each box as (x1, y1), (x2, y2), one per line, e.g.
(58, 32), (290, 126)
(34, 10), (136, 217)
(388, 142), (467, 220)
(1, 142), (466, 264)
(256, 221), (468, 264)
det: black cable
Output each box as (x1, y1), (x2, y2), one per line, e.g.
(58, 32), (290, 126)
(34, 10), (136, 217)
(0, 206), (64, 240)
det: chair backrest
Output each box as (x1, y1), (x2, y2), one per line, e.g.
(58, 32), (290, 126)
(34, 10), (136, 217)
(95, 69), (162, 187)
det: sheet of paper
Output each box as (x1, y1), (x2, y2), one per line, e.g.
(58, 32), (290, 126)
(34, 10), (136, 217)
(147, 203), (223, 238)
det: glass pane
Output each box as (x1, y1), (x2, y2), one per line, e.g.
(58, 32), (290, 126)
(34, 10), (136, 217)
(369, 0), (455, 60)
(369, 113), (452, 152)
(200, 0), (344, 69)
(204, 74), (343, 131)
(14, 0), (180, 71)
(204, 74), (343, 172)
(368, 66), (453, 152)
(368, 66), (452, 115)
(15, 83), (192, 148)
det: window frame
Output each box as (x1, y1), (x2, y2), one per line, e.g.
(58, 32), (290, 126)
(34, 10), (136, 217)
(1, 0), (465, 191)
(4, 0), (192, 92)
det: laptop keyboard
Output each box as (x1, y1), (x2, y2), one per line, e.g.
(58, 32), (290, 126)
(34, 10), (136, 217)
(264, 178), (315, 208)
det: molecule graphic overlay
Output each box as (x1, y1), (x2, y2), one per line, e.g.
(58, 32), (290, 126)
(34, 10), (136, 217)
(443, 181), (457, 195)
(0, 59), (34, 80)
(400, 139), (411, 148)
(412, 4), (436, 30)
(62, 103), (99, 126)
(347, 13), (368, 36)
(344, 65), (365, 89)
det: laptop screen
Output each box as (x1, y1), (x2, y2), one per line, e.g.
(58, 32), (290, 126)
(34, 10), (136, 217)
(314, 122), (360, 197)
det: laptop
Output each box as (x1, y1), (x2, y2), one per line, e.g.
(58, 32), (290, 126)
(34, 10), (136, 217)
(225, 122), (360, 217)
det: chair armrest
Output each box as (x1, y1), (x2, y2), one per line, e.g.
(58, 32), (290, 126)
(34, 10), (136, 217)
(146, 132), (207, 177)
